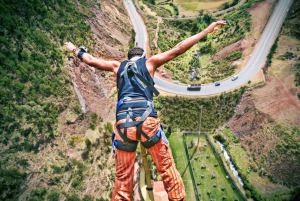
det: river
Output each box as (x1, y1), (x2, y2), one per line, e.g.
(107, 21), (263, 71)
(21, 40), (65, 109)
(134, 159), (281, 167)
(216, 141), (244, 187)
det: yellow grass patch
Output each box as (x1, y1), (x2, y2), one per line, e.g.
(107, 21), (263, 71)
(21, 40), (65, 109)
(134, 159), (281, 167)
(175, 0), (232, 14)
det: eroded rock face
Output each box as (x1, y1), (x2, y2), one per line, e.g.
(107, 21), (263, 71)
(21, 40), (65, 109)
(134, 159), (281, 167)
(68, 0), (133, 126)
(212, 39), (249, 61)
(86, 0), (132, 61)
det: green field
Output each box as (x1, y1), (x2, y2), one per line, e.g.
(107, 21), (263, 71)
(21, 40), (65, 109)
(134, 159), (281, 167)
(169, 133), (197, 201)
(170, 133), (244, 200)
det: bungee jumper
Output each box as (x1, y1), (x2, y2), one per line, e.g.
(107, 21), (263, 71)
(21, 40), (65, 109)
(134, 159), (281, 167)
(65, 20), (226, 201)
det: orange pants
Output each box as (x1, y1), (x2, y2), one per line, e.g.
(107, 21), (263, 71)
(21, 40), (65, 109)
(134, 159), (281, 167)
(111, 117), (186, 201)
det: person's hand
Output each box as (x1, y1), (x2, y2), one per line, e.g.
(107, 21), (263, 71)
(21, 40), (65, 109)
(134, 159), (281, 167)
(205, 20), (227, 33)
(64, 42), (77, 52)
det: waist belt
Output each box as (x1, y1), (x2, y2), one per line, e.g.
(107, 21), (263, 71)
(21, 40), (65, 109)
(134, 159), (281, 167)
(117, 97), (149, 110)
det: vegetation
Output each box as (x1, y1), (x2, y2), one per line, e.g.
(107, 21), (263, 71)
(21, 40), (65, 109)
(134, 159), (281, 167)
(155, 87), (246, 131)
(266, 37), (279, 68)
(280, 0), (300, 100)
(295, 62), (300, 99)
(0, 0), (95, 150)
(282, 0), (300, 40)
(0, 0), (299, 199)
(149, 0), (257, 84)
(185, 134), (244, 201)
(0, 0), (99, 199)
(217, 126), (300, 200)
(169, 134), (196, 201)
(219, 0), (240, 10)
(0, 168), (27, 199)
(142, 0), (178, 17)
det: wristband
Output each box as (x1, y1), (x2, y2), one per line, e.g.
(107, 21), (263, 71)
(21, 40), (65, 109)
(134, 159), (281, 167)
(72, 48), (79, 59)
(79, 45), (88, 53)
(77, 51), (85, 61)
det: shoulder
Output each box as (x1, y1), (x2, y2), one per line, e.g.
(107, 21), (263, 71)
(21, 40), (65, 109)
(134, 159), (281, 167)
(145, 58), (155, 78)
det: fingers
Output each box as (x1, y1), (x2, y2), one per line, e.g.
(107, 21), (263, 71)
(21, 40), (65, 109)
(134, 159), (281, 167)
(65, 42), (73, 47)
(216, 20), (227, 26)
(64, 42), (69, 49)
(206, 20), (226, 33)
(64, 42), (76, 52)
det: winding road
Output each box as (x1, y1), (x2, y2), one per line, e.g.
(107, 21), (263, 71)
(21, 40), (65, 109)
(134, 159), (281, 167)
(124, 0), (293, 96)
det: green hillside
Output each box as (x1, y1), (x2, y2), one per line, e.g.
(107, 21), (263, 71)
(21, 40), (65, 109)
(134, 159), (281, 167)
(0, 0), (96, 199)
(0, 0), (94, 149)
(0, 0), (300, 200)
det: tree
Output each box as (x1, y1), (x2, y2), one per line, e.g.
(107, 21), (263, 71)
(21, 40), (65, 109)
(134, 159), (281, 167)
(47, 191), (60, 201)
(0, 168), (26, 199)
(20, 50), (29, 61)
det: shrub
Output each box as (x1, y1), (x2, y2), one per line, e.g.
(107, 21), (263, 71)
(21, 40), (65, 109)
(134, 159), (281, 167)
(30, 187), (47, 199)
(83, 195), (94, 201)
(214, 134), (226, 144)
(85, 138), (92, 150)
(51, 165), (63, 174)
(47, 191), (60, 201)
(90, 123), (96, 130)
(64, 193), (81, 201)
(245, 190), (252, 198)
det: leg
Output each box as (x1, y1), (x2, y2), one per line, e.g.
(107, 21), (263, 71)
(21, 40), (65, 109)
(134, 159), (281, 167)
(147, 138), (186, 201)
(111, 149), (136, 201)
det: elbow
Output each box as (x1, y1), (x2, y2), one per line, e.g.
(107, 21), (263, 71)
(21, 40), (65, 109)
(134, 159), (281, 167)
(174, 45), (185, 56)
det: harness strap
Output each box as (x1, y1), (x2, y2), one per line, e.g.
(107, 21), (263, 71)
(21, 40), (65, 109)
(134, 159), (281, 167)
(129, 65), (160, 96)
(117, 120), (142, 129)
(113, 129), (161, 152)
(116, 125), (136, 143)
(116, 100), (154, 143)
(118, 61), (160, 99)
(139, 104), (152, 121)
(141, 129), (161, 148)
(123, 111), (130, 139)
(114, 139), (138, 152)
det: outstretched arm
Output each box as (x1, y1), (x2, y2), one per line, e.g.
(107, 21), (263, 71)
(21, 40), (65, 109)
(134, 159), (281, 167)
(146, 20), (226, 76)
(64, 42), (120, 74)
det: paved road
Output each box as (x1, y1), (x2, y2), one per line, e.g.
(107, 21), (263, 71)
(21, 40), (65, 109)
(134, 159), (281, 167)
(125, 0), (293, 96)
(124, 0), (147, 50)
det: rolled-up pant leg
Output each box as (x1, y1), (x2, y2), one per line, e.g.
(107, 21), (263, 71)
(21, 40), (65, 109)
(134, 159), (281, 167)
(147, 137), (186, 201)
(111, 149), (136, 201)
